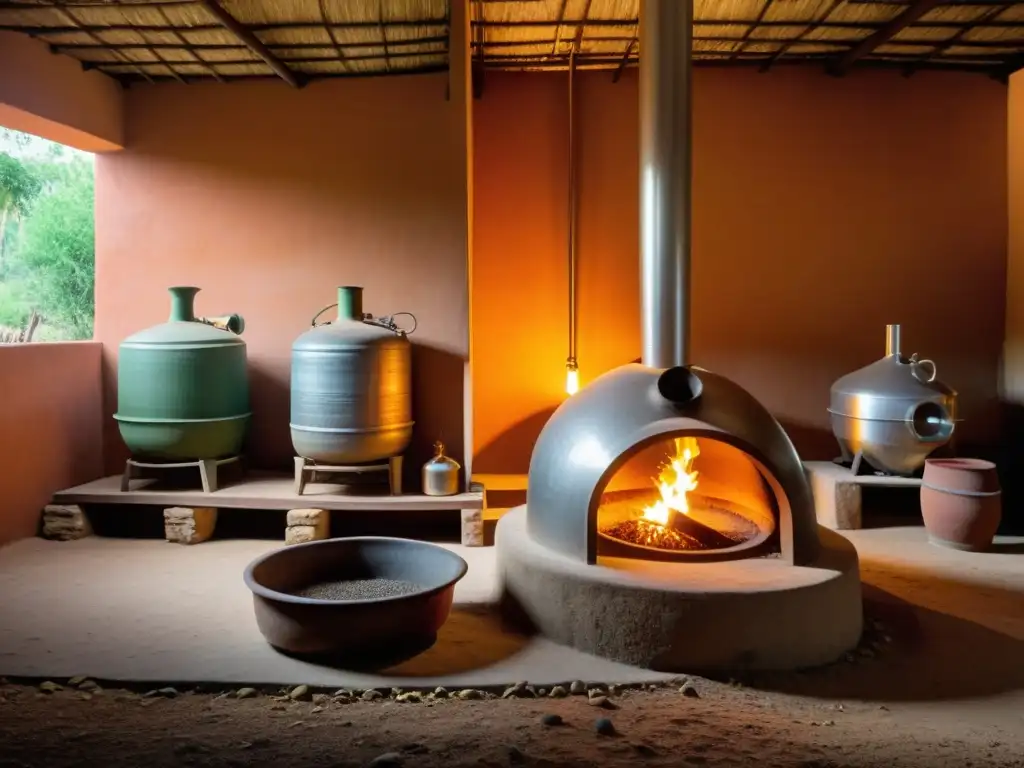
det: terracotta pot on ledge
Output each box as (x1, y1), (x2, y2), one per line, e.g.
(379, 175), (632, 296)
(920, 458), (1002, 552)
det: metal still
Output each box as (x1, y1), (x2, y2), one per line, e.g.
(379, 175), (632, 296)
(290, 286), (416, 465)
(422, 441), (461, 496)
(828, 324), (958, 476)
(114, 286), (250, 461)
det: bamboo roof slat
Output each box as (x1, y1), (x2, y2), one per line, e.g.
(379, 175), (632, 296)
(5, 0), (1024, 82)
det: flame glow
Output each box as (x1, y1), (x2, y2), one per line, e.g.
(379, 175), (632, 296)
(640, 437), (701, 527)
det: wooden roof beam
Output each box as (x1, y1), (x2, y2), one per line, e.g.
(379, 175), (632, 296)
(194, 0), (304, 88)
(612, 38), (636, 82)
(827, 0), (945, 77)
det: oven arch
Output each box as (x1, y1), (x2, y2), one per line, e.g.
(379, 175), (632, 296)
(526, 364), (820, 566)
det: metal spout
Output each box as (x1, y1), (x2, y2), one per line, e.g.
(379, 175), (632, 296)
(200, 314), (245, 335)
(885, 324), (901, 357)
(168, 286), (199, 322)
(338, 286), (364, 321)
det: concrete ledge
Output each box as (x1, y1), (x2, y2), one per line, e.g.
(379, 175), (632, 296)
(805, 461), (921, 530)
(496, 505), (863, 672)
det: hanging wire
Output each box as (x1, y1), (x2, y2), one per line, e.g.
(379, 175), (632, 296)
(565, 47), (579, 396)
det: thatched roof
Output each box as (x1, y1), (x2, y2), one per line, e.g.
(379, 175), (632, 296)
(2, 0), (1023, 86)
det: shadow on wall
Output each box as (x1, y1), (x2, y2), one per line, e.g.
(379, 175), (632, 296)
(241, 342), (467, 492)
(777, 420), (838, 462)
(474, 406), (559, 476)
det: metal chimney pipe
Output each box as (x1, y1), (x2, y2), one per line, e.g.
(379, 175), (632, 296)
(639, 0), (693, 370)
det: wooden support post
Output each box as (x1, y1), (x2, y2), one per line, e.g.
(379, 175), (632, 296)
(388, 455), (403, 496)
(286, 508), (329, 545)
(198, 459), (218, 493)
(164, 507), (217, 544)
(41, 504), (92, 541)
(295, 455), (401, 496)
(461, 481), (486, 546)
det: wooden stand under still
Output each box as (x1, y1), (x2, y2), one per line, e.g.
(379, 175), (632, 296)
(293, 455), (402, 496)
(121, 456), (242, 494)
(805, 456), (922, 530)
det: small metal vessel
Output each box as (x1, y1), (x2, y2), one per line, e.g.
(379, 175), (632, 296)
(422, 441), (461, 496)
(828, 324), (958, 476)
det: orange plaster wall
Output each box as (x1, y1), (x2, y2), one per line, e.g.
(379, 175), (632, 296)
(472, 68), (1008, 473)
(0, 343), (104, 545)
(0, 32), (123, 151)
(1005, 71), (1024, 403)
(94, 75), (470, 483)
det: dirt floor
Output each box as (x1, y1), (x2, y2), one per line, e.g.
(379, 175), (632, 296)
(0, 671), (1021, 768)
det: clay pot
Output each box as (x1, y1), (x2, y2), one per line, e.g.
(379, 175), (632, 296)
(920, 458), (1001, 552)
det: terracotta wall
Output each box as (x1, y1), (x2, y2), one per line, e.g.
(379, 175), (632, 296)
(0, 33), (118, 544)
(0, 31), (123, 152)
(0, 343), (104, 545)
(94, 74), (471, 482)
(472, 68), (1008, 474)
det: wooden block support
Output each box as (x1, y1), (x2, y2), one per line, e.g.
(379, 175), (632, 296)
(461, 482), (486, 547)
(164, 506), (217, 544)
(805, 460), (922, 531)
(41, 504), (92, 541)
(286, 507), (329, 545)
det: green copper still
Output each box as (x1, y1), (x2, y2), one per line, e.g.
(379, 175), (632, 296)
(114, 286), (250, 460)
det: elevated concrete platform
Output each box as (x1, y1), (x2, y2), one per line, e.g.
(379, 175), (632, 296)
(497, 505), (863, 672)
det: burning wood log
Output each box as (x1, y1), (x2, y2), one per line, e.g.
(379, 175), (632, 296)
(667, 508), (738, 550)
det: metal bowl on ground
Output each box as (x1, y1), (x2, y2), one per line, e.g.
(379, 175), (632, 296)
(243, 537), (468, 658)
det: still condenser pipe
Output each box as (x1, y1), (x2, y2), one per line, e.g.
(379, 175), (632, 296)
(639, 0), (693, 370)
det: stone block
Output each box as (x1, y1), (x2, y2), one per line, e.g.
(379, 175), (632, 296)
(163, 507), (217, 545)
(461, 508), (484, 547)
(41, 504), (92, 541)
(285, 508), (328, 545)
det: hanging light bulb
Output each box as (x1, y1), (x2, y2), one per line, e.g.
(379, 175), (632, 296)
(564, 52), (580, 400)
(565, 358), (579, 396)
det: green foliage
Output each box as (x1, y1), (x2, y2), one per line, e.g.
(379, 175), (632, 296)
(0, 152), (42, 215)
(0, 153), (43, 273)
(0, 131), (95, 341)
(15, 156), (95, 340)
(0, 278), (30, 327)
